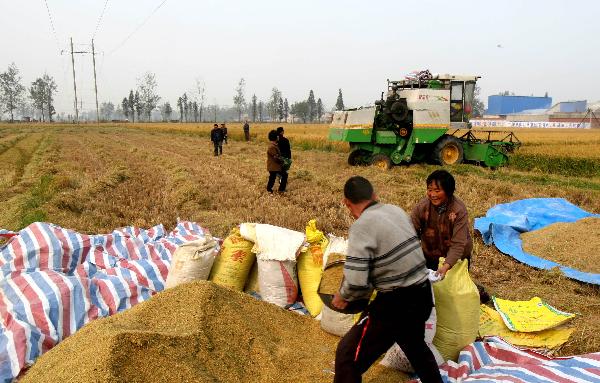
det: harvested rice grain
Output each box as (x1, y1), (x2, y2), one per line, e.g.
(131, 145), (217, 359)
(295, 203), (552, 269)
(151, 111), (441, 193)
(319, 265), (344, 295)
(319, 252), (346, 295)
(326, 252), (346, 266)
(521, 217), (600, 274)
(22, 281), (407, 383)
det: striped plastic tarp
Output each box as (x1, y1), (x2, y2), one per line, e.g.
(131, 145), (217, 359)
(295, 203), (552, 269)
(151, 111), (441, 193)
(411, 337), (600, 383)
(0, 221), (207, 382)
(0, 230), (16, 239)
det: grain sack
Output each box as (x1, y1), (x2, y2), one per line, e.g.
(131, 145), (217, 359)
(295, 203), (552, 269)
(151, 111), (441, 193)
(208, 227), (255, 290)
(243, 260), (259, 295)
(239, 222), (258, 248)
(319, 235), (357, 336)
(165, 236), (219, 289)
(255, 224), (304, 307)
(297, 219), (328, 317)
(322, 234), (348, 266)
(432, 258), (479, 362)
(257, 259), (298, 307)
(380, 303), (444, 372)
(320, 305), (356, 337)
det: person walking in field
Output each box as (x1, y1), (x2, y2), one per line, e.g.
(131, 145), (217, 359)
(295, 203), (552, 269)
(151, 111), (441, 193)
(275, 127), (292, 187)
(332, 176), (443, 383)
(211, 123), (224, 156)
(266, 130), (287, 194)
(243, 120), (250, 142)
(220, 123), (228, 144)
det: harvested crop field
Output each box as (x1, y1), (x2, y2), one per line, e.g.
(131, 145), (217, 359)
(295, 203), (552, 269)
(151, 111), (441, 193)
(1, 122), (600, 361)
(521, 217), (600, 274)
(21, 281), (405, 383)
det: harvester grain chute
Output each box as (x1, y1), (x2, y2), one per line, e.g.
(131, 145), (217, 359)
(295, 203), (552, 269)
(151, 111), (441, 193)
(329, 72), (521, 169)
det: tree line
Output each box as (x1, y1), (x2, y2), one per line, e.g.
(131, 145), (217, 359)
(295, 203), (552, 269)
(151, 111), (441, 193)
(0, 63), (58, 122)
(0, 63), (348, 123)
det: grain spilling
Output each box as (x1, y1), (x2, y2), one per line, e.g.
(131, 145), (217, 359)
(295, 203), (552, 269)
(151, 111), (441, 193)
(319, 252), (346, 295)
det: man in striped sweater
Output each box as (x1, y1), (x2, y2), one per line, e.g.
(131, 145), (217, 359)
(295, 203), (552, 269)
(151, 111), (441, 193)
(332, 176), (442, 383)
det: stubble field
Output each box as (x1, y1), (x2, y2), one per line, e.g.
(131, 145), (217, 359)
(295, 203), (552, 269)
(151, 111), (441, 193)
(0, 122), (599, 359)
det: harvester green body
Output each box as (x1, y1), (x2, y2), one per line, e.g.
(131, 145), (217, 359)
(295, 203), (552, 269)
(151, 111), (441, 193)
(329, 73), (520, 169)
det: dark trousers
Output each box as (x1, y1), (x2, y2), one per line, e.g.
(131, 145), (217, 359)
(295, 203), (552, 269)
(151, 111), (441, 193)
(267, 170), (287, 192)
(213, 141), (222, 156)
(244, 130), (250, 141)
(334, 281), (442, 383)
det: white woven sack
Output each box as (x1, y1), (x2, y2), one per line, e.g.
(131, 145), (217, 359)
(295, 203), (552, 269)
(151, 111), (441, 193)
(165, 236), (218, 289)
(379, 306), (444, 372)
(320, 305), (355, 337)
(257, 259), (298, 307)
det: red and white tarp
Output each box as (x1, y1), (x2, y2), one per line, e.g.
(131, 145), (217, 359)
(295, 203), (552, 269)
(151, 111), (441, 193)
(410, 337), (600, 383)
(0, 221), (206, 382)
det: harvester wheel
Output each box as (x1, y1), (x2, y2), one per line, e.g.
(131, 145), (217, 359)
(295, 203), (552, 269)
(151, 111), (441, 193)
(347, 150), (370, 166)
(433, 136), (464, 165)
(371, 154), (392, 170)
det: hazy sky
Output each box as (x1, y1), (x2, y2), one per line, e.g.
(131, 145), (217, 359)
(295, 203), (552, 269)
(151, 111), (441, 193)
(1, 0), (598, 115)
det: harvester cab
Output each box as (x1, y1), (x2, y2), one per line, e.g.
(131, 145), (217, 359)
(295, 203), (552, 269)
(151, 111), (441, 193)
(329, 71), (520, 169)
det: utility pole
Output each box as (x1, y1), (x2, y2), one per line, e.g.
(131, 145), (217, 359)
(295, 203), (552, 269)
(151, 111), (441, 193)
(70, 38), (79, 123)
(92, 39), (100, 125)
(63, 39), (99, 124)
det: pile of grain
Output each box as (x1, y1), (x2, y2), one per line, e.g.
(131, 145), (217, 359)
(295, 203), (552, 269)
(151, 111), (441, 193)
(22, 281), (406, 383)
(521, 217), (600, 274)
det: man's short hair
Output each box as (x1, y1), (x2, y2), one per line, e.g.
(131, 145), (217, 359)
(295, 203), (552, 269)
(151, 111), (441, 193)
(344, 176), (374, 204)
(213, 124), (218, 127)
(426, 170), (455, 198)
(276, 127), (284, 134)
(268, 130), (278, 141)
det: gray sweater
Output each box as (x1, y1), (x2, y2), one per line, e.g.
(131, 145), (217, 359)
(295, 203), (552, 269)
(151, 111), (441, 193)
(340, 203), (429, 301)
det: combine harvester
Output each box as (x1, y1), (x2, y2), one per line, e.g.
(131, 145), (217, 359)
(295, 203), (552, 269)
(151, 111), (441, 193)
(329, 71), (521, 169)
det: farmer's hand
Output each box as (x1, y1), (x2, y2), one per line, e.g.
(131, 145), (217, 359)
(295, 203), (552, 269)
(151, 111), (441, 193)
(437, 263), (451, 279)
(332, 292), (348, 310)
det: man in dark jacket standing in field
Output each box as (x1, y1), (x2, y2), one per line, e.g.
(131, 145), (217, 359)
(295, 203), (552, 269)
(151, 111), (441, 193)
(243, 120), (250, 142)
(211, 124), (223, 156)
(276, 127), (291, 160)
(332, 176), (442, 383)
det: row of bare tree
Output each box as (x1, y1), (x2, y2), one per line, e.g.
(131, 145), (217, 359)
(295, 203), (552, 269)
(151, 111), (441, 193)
(0, 64), (347, 123)
(0, 63), (57, 122)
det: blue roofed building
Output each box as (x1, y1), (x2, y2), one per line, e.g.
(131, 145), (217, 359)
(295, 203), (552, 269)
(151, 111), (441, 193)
(487, 95), (552, 115)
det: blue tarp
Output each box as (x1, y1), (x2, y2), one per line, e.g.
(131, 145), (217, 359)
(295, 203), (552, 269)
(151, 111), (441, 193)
(474, 198), (600, 285)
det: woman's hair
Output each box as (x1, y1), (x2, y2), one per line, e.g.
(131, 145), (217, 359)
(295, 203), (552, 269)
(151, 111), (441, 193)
(344, 176), (374, 203)
(426, 170), (455, 197)
(268, 130), (278, 141)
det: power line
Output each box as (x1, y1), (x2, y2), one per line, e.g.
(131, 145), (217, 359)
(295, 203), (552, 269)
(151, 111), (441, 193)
(108, 0), (168, 55)
(92, 0), (110, 40)
(42, 0), (61, 51)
